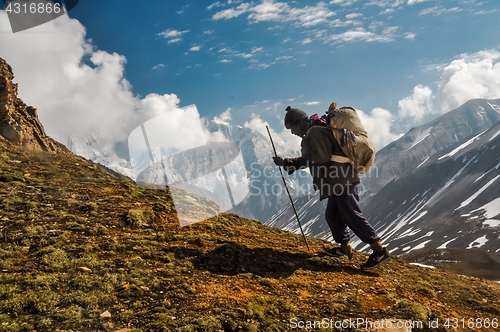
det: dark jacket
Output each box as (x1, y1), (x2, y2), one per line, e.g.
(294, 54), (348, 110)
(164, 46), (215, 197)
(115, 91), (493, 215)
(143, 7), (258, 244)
(284, 126), (359, 200)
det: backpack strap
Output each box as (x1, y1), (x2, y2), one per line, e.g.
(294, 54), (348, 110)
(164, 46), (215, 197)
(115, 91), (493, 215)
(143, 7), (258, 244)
(330, 155), (355, 166)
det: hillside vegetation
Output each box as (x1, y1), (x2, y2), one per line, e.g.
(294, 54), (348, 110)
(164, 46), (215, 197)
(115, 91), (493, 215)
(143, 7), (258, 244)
(1, 136), (500, 332)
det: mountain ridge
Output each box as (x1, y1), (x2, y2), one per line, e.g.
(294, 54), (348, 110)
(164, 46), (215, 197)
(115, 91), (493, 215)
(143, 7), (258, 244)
(361, 98), (500, 204)
(359, 119), (500, 256)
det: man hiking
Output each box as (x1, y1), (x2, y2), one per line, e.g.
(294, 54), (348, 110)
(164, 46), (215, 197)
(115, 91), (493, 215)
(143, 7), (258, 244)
(272, 103), (390, 270)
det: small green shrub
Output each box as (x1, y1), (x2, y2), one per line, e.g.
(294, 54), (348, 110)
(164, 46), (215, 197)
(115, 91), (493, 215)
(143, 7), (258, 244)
(127, 209), (154, 227)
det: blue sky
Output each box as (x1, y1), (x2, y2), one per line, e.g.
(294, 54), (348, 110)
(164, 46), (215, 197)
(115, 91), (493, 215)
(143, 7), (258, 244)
(1, 0), (500, 151)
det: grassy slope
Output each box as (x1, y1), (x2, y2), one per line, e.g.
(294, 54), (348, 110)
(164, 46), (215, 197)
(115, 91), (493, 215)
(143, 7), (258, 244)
(0, 137), (499, 332)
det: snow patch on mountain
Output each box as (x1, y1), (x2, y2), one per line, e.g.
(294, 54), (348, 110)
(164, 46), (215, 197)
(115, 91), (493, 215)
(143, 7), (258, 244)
(456, 175), (500, 210)
(416, 157), (429, 168)
(437, 237), (459, 249)
(488, 102), (500, 114)
(426, 157), (476, 206)
(408, 129), (431, 150)
(467, 235), (488, 249)
(409, 239), (432, 252)
(470, 197), (500, 220)
(438, 132), (484, 160)
(409, 263), (435, 269)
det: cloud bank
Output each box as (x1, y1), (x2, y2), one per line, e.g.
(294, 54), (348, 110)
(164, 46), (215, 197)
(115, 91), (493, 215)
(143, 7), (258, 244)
(0, 11), (180, 146)
(397, 49), (500, 124)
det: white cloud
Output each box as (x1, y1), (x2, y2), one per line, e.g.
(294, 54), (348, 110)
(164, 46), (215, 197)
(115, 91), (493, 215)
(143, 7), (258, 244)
(204, 30), (215, 34)
(139, 93), (181, 122)
(395, 49), (500, 126)
(379, 8), (395, 14)
(275, 55), (294, 61)
(157, 29), (190, 44)
(471, 9), (499, 15)
(252, 46), (264, 53)
(213, 108), (233, 125)
(152, 63), (165, 70)
(418, 6), (462, 16)
(398, 84), (434, 121)
(346, 13), (363, 19)
(190, 45), (201, 51)
(434, 49), (500, 113)
(219, 59), (232, 63)
(329, 0), (359, 6)
(167, 38), (181, 44)
(404, 32), (416, 39)
(364, 0), (405, 8)
(203, 128), (230, 143)
(207, 1), (224, 10)
(326, 26), (399, 43)
(212, 3), (252, 19)
(248, 62), (276, 70)
(407, 0), (432, 4)
(247, 1), (289, 23)
(213, 1), (337, 27)
(0, 11), (180, 146)
(300, 37), (312, 44)
(244, 113), (301, 151)
(358, 108), (403, 149)
(304, 101), (321, 105)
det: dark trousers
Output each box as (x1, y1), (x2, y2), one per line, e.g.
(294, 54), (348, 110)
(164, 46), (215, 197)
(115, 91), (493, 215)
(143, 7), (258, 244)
(325, 186), (380, 245)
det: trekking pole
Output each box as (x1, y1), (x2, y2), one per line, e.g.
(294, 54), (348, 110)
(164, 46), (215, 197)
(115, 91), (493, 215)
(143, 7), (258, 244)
(266, 126), (310, 251)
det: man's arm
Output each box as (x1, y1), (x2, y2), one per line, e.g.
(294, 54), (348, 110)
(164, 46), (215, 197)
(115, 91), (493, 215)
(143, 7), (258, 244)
(272, 156), (308, 175)
(302, 127), (333, 164)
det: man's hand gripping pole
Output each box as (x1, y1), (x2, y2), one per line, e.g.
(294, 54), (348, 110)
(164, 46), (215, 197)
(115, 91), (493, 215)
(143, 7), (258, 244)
(266, 126), (310, 251)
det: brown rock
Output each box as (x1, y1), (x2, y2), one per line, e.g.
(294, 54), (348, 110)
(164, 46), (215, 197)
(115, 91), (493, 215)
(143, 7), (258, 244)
(0, 57), (69, 154)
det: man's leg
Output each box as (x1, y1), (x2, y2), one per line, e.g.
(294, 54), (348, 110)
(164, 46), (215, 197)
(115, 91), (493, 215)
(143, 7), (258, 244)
(324, 196), (353, 258)
(335, 186), (390, 269)
(335, 187), (380, 246)
(325, 195), (350, 245)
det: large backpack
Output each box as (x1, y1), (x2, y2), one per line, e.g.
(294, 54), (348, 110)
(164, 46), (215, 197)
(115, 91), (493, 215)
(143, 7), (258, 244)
(325, 103), (375, 174)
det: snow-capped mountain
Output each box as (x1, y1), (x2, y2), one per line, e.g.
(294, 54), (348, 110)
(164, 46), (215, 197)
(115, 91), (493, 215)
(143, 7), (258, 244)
(361, 98), (500, 204)
(62, 133), (134, 178)
(359, 120), (500, 255)
(201, 119), (312, 222)
(264, 98), (500, 251)
(62, 119), (311, 223)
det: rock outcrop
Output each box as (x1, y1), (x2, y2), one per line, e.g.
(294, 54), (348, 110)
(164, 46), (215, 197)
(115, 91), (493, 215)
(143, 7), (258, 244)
(0, 57), (68, 154)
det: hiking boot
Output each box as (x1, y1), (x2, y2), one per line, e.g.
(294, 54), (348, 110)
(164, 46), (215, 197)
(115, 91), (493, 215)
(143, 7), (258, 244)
(324, 246), (353, 260)
(361, 248), (391, 270)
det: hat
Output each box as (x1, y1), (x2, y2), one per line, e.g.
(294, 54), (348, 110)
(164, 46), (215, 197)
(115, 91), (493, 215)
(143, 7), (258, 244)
(284, 106), (308, 129)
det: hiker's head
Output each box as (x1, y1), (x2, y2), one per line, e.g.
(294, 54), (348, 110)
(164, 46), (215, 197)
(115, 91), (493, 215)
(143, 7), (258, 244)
(284, 106), (308, 137)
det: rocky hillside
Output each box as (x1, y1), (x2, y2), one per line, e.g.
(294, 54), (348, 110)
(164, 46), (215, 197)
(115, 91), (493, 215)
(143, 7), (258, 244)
(1, 137), (500, 331)
(0, 58), (68, 155)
